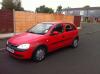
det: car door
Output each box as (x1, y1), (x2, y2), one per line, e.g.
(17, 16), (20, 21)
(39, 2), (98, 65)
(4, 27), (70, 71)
(48, 23), (65, 52)
(63, 23), (76, 46)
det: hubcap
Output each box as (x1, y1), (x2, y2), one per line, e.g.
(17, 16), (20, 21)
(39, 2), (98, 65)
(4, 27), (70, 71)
(36, 49), (45, 61)
(74, 39), (78, 47)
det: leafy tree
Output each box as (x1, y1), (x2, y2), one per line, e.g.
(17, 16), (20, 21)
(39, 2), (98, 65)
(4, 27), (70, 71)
(15, 1), (24, 10)
(1, 0), (24, 11)
(56, 5), (62, 14)
(83, 5), (90, 8)
(35, 5), (54, 13)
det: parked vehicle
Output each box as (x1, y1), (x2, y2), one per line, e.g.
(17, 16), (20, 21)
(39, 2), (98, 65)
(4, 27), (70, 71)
(6, 22), (79, 62)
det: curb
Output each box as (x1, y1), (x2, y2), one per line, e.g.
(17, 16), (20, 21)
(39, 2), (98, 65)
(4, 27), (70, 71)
(0, 33), (14, 39)
(0, 33), (20, 39)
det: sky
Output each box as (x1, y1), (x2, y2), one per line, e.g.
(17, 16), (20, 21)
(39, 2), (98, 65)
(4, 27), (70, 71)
(0, 0), (100, 11)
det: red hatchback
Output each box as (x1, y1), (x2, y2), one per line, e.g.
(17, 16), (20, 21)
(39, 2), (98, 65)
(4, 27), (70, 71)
(6, 22), (79, 61)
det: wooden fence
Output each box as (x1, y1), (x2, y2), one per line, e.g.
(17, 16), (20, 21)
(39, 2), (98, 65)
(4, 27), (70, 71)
(15, 11), (81, 32)
(0, 10), (81, 33)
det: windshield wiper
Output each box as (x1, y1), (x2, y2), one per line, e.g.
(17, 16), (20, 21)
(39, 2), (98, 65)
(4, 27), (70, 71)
(27, 31), (35, 33)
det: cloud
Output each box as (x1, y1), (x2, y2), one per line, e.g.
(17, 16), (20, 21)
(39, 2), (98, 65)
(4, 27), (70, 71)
(0, 0), (100, 11)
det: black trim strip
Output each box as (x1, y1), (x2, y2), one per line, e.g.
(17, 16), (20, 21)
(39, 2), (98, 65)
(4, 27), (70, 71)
(51, 38), (72, 45)
(51, 40), (65, 45)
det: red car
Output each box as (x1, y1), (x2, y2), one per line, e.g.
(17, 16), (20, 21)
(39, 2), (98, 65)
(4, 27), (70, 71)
(6, 22), (79, 62)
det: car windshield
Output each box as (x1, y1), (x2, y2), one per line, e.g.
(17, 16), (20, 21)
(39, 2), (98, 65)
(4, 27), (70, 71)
(27, 23), (53, 34)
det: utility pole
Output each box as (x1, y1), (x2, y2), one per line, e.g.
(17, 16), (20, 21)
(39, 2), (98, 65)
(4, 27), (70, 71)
(67, 0), (70, 15)
(87, 8), (88, 17)
(86, 8), (89, 22)
(13, 9), (16, 35)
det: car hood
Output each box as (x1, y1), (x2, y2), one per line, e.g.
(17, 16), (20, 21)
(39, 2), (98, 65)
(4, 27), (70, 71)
(8, 33), (43, 45)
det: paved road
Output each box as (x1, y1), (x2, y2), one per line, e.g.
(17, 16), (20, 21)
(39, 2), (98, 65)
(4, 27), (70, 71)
(0, 23), (100, 74)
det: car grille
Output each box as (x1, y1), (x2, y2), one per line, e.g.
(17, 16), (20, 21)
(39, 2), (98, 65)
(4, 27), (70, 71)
(7, 42), (18, 50)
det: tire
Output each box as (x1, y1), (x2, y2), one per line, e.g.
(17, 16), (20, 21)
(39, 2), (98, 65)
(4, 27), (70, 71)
(71, 38), (79, 48)
(32, 47), (46, 62)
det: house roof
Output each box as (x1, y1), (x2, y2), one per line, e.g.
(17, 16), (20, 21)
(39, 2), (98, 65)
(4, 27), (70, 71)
(63, 7), (100, 11)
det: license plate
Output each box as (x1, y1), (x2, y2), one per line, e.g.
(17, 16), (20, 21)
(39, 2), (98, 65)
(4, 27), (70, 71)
(7, 47), (14, 53)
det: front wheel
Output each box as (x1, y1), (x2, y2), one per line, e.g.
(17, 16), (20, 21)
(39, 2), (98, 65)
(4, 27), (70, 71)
(71, 38), (79, 48)
(32, 47), (46, 62)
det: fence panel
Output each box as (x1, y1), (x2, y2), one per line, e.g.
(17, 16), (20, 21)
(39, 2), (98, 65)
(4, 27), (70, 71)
(15, 11), (81, 32)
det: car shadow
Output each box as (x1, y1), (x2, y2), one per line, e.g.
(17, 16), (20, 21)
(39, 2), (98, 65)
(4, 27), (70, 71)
(47, 46), (74, 58)
(6, 46), (77, 64)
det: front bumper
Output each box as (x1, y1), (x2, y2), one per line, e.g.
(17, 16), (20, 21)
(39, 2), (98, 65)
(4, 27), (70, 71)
(6, 47), (34, 60)
(6, 42), (36, 59)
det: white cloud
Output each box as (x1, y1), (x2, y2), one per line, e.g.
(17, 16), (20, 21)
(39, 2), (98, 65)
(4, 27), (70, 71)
(21, 0), (100, 11)
(0, 0), (100, 11)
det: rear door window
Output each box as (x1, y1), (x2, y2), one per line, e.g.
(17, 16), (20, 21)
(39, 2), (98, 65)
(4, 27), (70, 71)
(65, 24), (76, 32)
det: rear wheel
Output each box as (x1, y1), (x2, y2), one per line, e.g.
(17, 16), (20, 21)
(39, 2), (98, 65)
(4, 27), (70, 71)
(32, 47), (46, 62)
(71, 38), (79, 48)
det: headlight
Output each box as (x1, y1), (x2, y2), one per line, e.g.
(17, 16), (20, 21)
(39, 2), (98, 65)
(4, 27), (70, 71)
(17, 44), (30, 50)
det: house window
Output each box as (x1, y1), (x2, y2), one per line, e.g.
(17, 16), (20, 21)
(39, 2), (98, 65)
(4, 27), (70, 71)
(70, 11), (73, 14)
(80, 11), (84, 15)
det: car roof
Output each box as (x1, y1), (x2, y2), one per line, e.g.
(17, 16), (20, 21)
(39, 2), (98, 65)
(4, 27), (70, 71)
(41, 22), (75, 27)
(42, 22), (68, 24)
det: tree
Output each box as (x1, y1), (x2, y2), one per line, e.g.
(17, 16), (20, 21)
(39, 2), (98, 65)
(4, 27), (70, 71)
(15, 1), (24, 10)
(56, 5), (62, 14)
(83, 5), (90, 8)
(35, 5), (54, 13)
(1, 0), (24, 11)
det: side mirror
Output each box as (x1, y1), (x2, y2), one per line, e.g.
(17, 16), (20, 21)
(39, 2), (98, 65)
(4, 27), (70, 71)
(52, 31), (59, 35)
